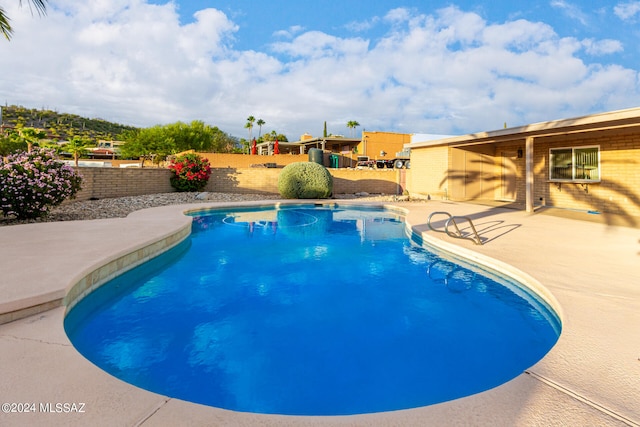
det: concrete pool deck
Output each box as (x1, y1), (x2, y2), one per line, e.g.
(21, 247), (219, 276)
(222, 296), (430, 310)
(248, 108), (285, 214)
(0, 200), (638, 426)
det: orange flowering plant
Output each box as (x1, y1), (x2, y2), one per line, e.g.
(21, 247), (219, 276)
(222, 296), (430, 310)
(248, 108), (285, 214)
(168, 153), (212, 192)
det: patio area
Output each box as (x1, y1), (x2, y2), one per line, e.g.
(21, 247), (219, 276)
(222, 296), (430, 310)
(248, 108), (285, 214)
(0, 199), (638, 426)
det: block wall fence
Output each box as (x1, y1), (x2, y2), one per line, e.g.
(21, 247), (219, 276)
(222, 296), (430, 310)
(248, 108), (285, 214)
(72, 167), (404, 201)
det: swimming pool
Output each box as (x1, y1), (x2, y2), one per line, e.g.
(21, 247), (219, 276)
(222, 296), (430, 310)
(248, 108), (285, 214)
(64, 204), (561, 416)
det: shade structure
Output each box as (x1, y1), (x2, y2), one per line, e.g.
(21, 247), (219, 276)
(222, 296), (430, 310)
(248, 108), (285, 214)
(274, 139), (280, 155)
(251, 138), (257, 155)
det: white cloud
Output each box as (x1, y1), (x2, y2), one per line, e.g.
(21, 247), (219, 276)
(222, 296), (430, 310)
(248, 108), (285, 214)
(0, 1), (637, 139)
(345, 17), (380, 33)
(614, 1), (640, 20)
(270, 31), (369, 59)
(273, 25), (305, 40)
(550, 0), (589, 25)
(582, 38), (624, 55)
(383, 8), (413, 25)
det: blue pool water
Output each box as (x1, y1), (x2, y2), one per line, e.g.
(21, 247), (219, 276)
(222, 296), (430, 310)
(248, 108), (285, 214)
(65, 205), (560, 416)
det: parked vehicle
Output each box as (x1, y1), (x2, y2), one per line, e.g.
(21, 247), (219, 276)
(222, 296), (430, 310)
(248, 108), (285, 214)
(374, 149), (411, 169)
(389, 149), (411, 169)
(356, 149), (411, 169)
(356, 156), (376, 168)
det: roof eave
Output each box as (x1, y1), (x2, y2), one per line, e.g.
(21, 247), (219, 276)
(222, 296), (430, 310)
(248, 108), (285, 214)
(410, 106), (640, 148)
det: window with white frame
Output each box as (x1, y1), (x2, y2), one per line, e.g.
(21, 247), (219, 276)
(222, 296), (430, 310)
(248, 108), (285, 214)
(549, 146), (600, 182)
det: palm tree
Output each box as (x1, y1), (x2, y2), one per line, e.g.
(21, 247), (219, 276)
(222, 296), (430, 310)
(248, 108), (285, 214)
(256, 119), (265, 139)
(346, 120), (360, 138)
(16, 126), (45, 152)
(1, 0), (48, 41)
(65, 136), (89, 168)
(245, 116), (255, 153)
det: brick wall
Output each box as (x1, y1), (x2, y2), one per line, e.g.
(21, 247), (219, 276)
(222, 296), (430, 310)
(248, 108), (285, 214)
(409, 128), (640, 217)
(206, 167), (400, 194)
(73, 168), (174, 201)
(330, 169), (400, 195)
(406, 145), (449, 199)
(71, 166), (401, 200)
(533, 130), (640, 217)
(198, 153), (308, 168)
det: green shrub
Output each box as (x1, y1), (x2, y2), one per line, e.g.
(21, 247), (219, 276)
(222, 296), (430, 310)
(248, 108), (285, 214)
(278, 162), (333, 199)
(0, 148), (83, 219)
(168, 153), (212, 192)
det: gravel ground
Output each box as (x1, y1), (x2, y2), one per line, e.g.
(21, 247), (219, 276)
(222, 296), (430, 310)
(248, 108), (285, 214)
(0, 192), (403, 227)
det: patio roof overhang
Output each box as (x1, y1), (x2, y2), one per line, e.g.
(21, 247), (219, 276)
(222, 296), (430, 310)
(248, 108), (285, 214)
(256, 137), (362, 154)
(410, 106), (640, 149)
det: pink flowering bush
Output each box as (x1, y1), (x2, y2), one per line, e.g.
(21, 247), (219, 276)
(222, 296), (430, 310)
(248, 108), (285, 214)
(168, 153), (212, 192)
(0, 148), (83, 219)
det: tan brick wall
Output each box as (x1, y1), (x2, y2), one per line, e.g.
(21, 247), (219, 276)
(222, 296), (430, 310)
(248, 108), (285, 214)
(73, 168), (174, 201)
(205, 168), (281, 194)
(330, 169), (400, 195)
(198, 153), (308, 168)
(70, 165), (400, 200)
(409, 128), (640, 217)
(533, 130), (640, 217)
(406, 145), (449, 199)
(206, 167), (399, 195)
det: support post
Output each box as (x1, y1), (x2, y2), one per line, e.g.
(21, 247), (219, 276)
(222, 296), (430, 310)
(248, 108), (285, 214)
(525, 136), (534, 213)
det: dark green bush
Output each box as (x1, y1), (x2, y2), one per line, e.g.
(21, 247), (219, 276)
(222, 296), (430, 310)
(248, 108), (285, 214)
(278, 162), (333, 199)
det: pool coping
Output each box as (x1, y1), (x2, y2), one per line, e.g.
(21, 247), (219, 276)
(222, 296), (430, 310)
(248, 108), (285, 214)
(1, 199), (638, 426)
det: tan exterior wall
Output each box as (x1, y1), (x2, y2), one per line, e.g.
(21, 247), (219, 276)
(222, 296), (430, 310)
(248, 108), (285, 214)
(331, 169), (400, 195)
(206, 167), (399, 195)
(71, 166), (400, 201)
(197, 153), (308, 168)
(353, 131), (411, 162)
(532, 130), (640, 217)
(73, 168), (174, 201)
(69, 154), (308, 169)
(205, 168), (280, 194)
(408, 127), (640, 217)
(407, 145), (451, 199)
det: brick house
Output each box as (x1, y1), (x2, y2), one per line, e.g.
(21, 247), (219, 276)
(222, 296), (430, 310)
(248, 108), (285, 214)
(408, 107), (640, 218)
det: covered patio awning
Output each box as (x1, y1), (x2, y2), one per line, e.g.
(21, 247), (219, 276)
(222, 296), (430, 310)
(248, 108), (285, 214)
(256, 136), (362, 155)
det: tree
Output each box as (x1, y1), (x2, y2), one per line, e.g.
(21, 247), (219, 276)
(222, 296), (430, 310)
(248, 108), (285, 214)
(210, 129), (239, 153)
(64, 136), (89, 168)
(262, 130), (288, 142)
(165, 120), (217, 152)
(120, 126), (175, 167)
(0, 133), (26, 155)
(1, 0), (48, 41)
(257, 119), (265, 138)
(8, 126), (46, 152)
(245, 116), (255, 153)
(120, 121), (237, 166)
(346, 120), (360, 138)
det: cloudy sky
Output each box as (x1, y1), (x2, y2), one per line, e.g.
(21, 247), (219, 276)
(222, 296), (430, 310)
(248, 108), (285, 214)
(1, 0), (639, 141)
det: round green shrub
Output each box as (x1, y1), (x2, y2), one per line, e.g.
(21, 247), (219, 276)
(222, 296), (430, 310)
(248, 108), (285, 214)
(278, 162), (333, 199)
